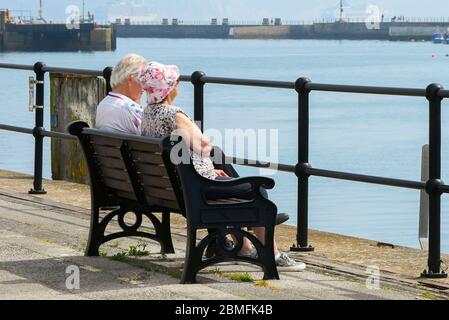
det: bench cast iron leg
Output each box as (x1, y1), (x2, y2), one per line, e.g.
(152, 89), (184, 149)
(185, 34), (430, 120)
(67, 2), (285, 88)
(181, 227), (202, 284)
(159, 210), (175, 254)
(85, 207), (102, 256)
(261, 225), (279, 280)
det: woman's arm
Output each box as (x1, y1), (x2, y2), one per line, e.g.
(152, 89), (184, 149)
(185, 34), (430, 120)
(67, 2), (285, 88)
(174, 112), (212, 157)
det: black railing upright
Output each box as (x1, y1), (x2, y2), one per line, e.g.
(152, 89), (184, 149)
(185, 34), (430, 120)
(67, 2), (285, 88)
(294, 77), (314, 252)
(0, 62), (447, 279)
(30, 62), (46, 194)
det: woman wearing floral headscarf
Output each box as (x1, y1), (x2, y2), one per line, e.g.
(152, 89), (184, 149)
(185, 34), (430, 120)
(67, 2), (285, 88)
(139, 61), (305, 271)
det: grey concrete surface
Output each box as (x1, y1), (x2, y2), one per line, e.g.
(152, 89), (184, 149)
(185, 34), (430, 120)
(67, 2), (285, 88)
(0, 192), (443, 300)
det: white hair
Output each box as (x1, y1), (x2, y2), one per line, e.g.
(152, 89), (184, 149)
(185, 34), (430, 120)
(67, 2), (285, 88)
(110, 53), (147, 89)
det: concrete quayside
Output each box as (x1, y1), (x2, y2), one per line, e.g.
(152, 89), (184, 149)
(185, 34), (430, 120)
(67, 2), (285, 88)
(0, 169), (448, 300)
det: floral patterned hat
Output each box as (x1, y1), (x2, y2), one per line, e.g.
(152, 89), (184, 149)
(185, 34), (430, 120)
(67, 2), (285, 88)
(138, 61), (180, 105)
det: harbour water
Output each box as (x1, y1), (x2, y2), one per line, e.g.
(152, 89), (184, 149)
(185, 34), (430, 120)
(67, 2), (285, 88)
(0, 38), (449, 252)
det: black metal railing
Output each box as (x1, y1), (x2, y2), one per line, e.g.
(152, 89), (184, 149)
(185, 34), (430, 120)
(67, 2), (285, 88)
(0, 61), (447, 278)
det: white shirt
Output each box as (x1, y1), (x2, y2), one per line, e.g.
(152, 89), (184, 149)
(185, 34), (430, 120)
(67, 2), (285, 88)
(96, 92), (143, 135)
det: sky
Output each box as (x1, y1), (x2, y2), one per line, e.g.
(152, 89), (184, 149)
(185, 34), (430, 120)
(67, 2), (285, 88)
(0, 0), (449, 23)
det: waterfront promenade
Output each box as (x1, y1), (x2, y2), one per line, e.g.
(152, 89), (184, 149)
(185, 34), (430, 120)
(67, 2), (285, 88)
(0, 169), (447, 300)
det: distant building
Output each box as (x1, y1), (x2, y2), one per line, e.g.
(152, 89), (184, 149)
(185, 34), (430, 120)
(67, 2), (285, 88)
(106, 0), (157, 24)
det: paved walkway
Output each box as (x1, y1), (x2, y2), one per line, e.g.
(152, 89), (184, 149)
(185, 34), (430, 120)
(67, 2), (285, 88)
(0, 189), (444, 300)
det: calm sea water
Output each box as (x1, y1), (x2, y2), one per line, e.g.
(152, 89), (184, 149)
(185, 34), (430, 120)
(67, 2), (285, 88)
(1, 38), (449, 252)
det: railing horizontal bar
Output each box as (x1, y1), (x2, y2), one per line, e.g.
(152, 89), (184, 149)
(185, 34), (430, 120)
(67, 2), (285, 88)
(227, 157), (296, 173)
(42, 66), (103, 77)
(306, 167), (426, 190)
(0, 124), (441, 193)
(40, 130), (77, 140)
(438, 184), (449, 194)
(306, 83), (427, 97)
(201, 76), (295, 89)
(179, 75), (191, 82)
(0, 63), (34, 71)
(277, 163), (296, 173)
(0, 123), (435, 191)
(0, 124), (34, 135)
(438, 89), (449, 98)
(183, 75), (433, 97)
(0, 63), (445, 98)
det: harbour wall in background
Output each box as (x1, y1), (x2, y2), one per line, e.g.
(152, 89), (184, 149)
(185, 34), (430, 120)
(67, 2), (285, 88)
(230, 26), (290, 39)
(116, 24), (232, 39)
(0, 12), (117, 51)
(116, 21), (449, 41)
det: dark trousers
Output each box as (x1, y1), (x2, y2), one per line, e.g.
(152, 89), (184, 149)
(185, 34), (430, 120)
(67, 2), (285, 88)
(205, 176), (269, 200)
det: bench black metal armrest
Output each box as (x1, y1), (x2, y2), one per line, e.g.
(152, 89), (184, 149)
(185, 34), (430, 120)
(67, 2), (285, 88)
(177, 164), (275, 205)
(169, 137), (274, 204)
(198, 176), (275, 208)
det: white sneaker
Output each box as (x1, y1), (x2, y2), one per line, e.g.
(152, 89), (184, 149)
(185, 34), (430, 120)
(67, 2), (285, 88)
(275, 252), (306, 271)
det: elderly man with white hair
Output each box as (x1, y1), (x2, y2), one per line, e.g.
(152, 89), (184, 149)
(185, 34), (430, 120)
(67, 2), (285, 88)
(96, 53), (147, 135)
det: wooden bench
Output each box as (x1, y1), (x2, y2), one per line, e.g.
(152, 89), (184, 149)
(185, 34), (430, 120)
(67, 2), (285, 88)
(68, 121), (279, 283)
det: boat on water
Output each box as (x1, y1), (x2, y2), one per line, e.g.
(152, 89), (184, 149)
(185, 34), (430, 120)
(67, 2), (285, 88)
(444, 34), (449, 44)
(433, 33), (445, 43)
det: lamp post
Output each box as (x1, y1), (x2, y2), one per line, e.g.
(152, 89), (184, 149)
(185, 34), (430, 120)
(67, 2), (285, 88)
(38, 0), (43, 20)
(340, 0), (344, 22)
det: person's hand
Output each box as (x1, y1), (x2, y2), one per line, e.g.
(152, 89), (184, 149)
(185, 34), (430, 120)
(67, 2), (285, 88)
(215, 169), (229, 177)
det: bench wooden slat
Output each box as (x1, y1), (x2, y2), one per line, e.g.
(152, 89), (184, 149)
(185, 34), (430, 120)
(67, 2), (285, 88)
(136, 163), (168, 177)
(139, 174), (172, 189)
(103, 177), (134, 193)
(100, 167), (129, 182)
(93, 145), (122, 158)
(96, 155), (126, 170)
(90, 135), (122, 147)
(132, 151), (164, 165)
(143, 186), (177, 201)
(127, 140), (161, 153)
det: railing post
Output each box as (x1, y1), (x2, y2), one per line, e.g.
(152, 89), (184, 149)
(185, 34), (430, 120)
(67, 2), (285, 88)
(103, 66), (113, 93)
(422, 83), (447, 278)
(191, 71), (205, 131)
(29, 62), (47, 195)
(291, 77), (314, 252)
